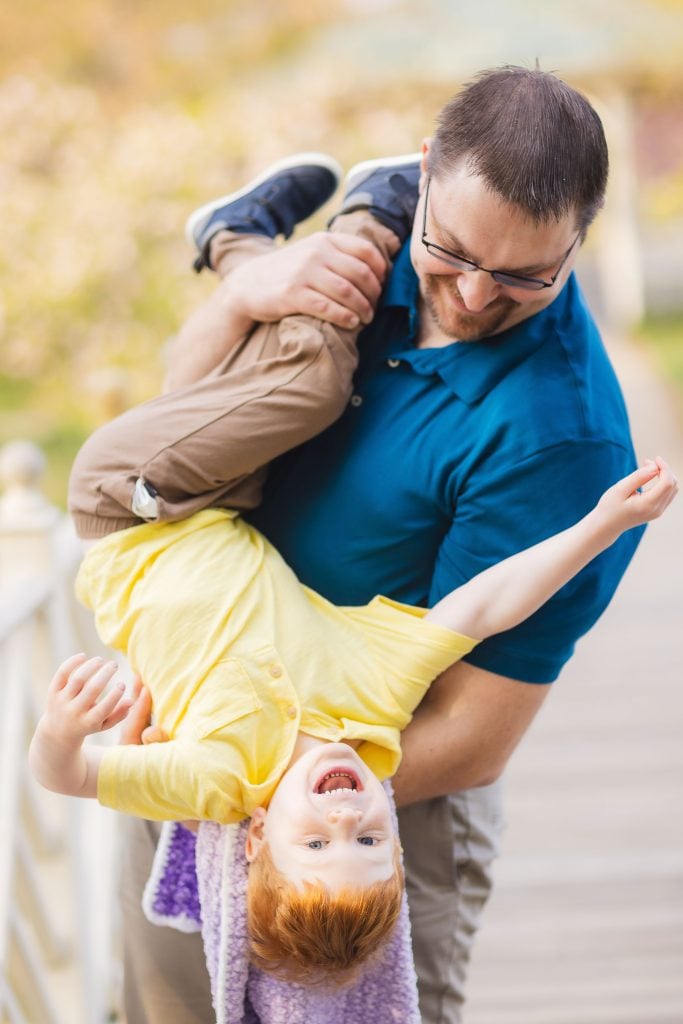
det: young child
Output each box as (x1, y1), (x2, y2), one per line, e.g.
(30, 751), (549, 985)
(29, 155), (678, 984)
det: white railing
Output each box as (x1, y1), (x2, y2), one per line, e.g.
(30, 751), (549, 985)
(0, 441), (120, 1024)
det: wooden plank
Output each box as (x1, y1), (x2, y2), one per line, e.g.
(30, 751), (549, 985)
(464, 332), (683, 1023)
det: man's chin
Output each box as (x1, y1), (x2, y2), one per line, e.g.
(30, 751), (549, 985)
(425, 282), (517, 342)
(439, 314), (505, 343)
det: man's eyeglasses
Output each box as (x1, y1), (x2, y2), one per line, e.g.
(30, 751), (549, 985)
(421, 176), (580, 292)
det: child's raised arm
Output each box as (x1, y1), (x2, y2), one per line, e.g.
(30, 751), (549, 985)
(29, 654), (131, 798)
(426, 458), (678, 640)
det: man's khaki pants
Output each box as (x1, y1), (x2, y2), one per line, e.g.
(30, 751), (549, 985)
(119, 782), (503, 1024)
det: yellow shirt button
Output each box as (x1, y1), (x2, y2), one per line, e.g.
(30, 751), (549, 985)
(350, 394), (363, 407)
(286, 705), (297, 719)
(268, 663), (283, 678)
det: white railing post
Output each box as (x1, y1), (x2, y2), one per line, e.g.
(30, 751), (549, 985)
(0, 440), (119, 1024)
(0, 441), (61, 584)
(593, 88), (646, 331)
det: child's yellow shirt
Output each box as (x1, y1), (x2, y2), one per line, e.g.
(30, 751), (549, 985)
(76, 509), (476, 823)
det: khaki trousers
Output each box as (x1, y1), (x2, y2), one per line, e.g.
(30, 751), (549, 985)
(68, 213), (397, 541)
(119, 783), (503, 1024)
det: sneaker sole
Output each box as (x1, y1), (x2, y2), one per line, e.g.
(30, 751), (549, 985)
(344, 152), (423, 194)
(185, 152), (344, 245)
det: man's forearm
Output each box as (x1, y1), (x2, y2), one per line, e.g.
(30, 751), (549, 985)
(392, 660), (549, 806)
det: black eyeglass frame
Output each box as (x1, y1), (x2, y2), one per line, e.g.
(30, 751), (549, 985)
(421, 176), (580, 292)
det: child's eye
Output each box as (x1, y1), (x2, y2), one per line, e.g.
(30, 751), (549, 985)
(357, 836), (377, 846)
(307, 839), (326, 850)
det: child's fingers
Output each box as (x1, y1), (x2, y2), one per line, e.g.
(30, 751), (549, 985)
(640, 458), (675, 498)
(90, 683), (129, 730)
(653, 457), (678, 492)
(633, 458), (678, 518)
(62, 656), (105, 699)
(49, 653), (87, 693)
(101, 698), (134, 731)
(619, 461), (660, 497)
(71, 660), (118, 709)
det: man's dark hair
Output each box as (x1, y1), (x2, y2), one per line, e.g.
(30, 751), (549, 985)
(429, 65), (608, 233)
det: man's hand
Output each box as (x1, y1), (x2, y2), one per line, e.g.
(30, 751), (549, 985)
(119, 675), (169, 746)
(119, 676), (198, 829)
(165, 231), (388, 390)
(224, 231), (388, 329)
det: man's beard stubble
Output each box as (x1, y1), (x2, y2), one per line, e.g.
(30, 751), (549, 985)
(422, 273), (518, 342)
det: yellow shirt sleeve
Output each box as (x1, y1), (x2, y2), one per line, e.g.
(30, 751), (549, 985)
(345, 595), (478, 716)
(97, 738), (248, 824)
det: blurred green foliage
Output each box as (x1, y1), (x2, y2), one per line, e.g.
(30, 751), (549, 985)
(0, 1), (681, 506)
(0, 1), (450, 504)
(636, 314), (683, 409)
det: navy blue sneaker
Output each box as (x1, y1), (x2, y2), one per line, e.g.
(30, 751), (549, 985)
(334, 154), (421, 243)
(186, 153), (342, 272)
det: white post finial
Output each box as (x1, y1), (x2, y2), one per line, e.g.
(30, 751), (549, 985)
(0, 440), (60, 529)
(0, 440), (61, 582)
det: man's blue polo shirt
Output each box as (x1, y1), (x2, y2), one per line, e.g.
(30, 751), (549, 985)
(251, 242), (642, 683)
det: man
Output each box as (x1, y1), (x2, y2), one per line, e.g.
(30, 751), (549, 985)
(119, 67), (641, 1023)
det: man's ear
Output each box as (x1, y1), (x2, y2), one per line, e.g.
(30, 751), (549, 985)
(245, 806), (267, 863)
(419, 137), (432, 190)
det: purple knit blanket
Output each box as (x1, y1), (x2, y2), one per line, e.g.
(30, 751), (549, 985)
(143, 785), (420, 1024)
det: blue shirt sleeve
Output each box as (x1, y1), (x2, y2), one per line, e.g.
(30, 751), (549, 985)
(428, 440), (644, 683)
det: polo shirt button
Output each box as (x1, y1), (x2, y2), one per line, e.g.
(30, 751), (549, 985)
(387, 358), (400, 368)
(286, 705), (297, 719)
(350, 394), (363, 407)
(268, 663), (283, 679)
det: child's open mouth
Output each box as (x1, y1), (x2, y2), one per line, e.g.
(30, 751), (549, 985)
(313, 767), (362, 794)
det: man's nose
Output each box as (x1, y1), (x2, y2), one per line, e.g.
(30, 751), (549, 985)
(327, 806), (363, 832)
(456, 269), (500, 312)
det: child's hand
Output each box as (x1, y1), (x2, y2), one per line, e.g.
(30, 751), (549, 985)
(598, 457), (678, 533)
(41, 653), (132, 748)
(30, 653), (129, 798)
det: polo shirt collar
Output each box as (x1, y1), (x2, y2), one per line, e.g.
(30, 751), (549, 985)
(378, 238), (420, 337)
(377, 241), (572, 406)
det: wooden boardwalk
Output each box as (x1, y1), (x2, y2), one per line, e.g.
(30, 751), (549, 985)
(465, 335), (683, 1024)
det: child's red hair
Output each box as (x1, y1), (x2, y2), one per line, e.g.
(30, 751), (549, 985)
(246, 840), (404, 985)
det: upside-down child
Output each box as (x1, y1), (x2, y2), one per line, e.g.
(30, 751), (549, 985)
(29, 155), (678, 984)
